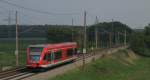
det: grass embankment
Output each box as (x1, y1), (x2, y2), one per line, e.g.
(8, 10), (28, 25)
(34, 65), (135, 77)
(50, 49), (150, 80)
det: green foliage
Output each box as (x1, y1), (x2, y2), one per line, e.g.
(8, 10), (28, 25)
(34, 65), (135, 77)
(47, 26), (80, 43)
(47, 27), (72, 43)
(47, 21), (132, 48)
(130, 32), (145, 54)
(0, 21), (132, 68)
(0, 39), (45, 69)
(130, 24), (150, 56)
(87, 21), (132, 47)
(50, 51), (150, 80)
(144, 25), (150, 48)
(145, 24), (150, 35)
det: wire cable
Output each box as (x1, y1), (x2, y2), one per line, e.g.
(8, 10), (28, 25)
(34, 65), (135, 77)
(0, 0), (81, 16)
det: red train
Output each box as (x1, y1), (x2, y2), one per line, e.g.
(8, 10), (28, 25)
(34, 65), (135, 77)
(27, 42), (77, 68)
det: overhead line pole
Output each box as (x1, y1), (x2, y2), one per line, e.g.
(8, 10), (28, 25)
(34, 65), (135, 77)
(118, 32), (120, 45)
(83, 11), (87, 50)
(109, 32), (112, 48)
(71, 18), (74, 41)
(83, 11), (87, 69)
(95, 16), (98, 48)
(15, 11), (19, 66)
(112, 19), (114, 47)
(124, 29), (127, 47)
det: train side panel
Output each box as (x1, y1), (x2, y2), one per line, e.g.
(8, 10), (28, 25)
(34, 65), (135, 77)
(26, 42), (77, 69)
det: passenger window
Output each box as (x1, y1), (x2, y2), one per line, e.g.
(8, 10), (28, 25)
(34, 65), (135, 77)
(54, 50), (62, 60)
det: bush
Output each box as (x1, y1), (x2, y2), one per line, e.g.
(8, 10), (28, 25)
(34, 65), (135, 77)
(130, 25), (150, 56)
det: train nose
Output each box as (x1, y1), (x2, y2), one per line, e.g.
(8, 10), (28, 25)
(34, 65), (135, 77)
(28, 63), (39, 68)
(32, 63), (39, 68)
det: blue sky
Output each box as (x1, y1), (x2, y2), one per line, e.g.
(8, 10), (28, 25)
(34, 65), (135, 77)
(0, 0), (150, 28)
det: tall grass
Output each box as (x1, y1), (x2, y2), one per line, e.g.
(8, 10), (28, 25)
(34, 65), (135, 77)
(0, 39), (46, 69)
(50, 50), (150, 80)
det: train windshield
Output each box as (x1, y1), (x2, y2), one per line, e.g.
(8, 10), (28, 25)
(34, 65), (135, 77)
(30, 55), (40, 62)
(30, 47), (43, 53)
(29, 47), (43, 62)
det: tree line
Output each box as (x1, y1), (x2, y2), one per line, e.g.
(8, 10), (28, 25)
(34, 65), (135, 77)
(47, 21), (132, 49)
(130, 24), (150, 56)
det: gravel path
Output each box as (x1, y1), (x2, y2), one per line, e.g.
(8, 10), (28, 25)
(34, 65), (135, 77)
(22, 47), (126, 80)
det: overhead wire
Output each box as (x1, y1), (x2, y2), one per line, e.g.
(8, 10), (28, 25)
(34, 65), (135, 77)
(0, 0), (81, 16)
(0, 0), (125, 35)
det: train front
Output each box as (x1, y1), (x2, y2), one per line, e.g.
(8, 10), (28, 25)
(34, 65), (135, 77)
(26, 45), (44, 68)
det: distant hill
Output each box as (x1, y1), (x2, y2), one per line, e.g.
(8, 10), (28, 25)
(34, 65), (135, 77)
(133, 29), (144, 32)
(0, 25), (81, 38)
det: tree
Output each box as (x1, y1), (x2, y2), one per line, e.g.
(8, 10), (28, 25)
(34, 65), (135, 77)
(47, 26), (80, 43)
(130, 24), (150, 56)
(144, 24), (150, 48)
(87, 21), (132, 48)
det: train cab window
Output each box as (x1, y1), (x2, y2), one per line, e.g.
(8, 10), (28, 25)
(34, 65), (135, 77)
(54, 50), (62, 60)
(30, 55), (40, 62)
(29, 47), (43, 62)
(67, 48), (74, 57)
(30, 47), (43, 53)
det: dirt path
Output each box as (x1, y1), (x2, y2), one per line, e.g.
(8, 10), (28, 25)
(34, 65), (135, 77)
(22, 47), (126, 80)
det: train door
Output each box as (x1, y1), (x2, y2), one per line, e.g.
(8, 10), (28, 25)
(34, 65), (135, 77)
(50, 49), (62, 63)
(43, 50), (56, 64)
(53, 50), (62, 62)
(51, 51), (55, 64)
(43, 52), (51, 64)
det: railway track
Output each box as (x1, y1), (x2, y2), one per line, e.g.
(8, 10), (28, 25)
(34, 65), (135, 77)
(0, 47), (124, 80)
(0, 67), (36, 80)
(0, 51), (96, 80)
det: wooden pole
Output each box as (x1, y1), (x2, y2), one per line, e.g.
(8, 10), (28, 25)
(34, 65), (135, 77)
(71, 18), (74, 41)
(15, 11), (19, 66)
(83, 11), (87, 69)
(95, 16), (99, 48)
(124, 29), (127, 46)
(109, 32), (112, 48)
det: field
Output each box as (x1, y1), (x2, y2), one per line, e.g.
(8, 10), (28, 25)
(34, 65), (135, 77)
(0, 39), (46, 70)
(50, 49), (150, 80)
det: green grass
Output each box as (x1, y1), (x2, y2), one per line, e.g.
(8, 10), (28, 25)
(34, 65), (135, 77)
(50, 49), (150, 80)
(0, 39), (45, 69)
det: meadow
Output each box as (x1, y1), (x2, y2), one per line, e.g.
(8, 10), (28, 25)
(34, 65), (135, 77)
(0, 39), (46, 70)
(50, 49), (150, 80)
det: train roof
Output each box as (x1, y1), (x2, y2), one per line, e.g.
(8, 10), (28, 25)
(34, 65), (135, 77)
(28, 42), (77, 48)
